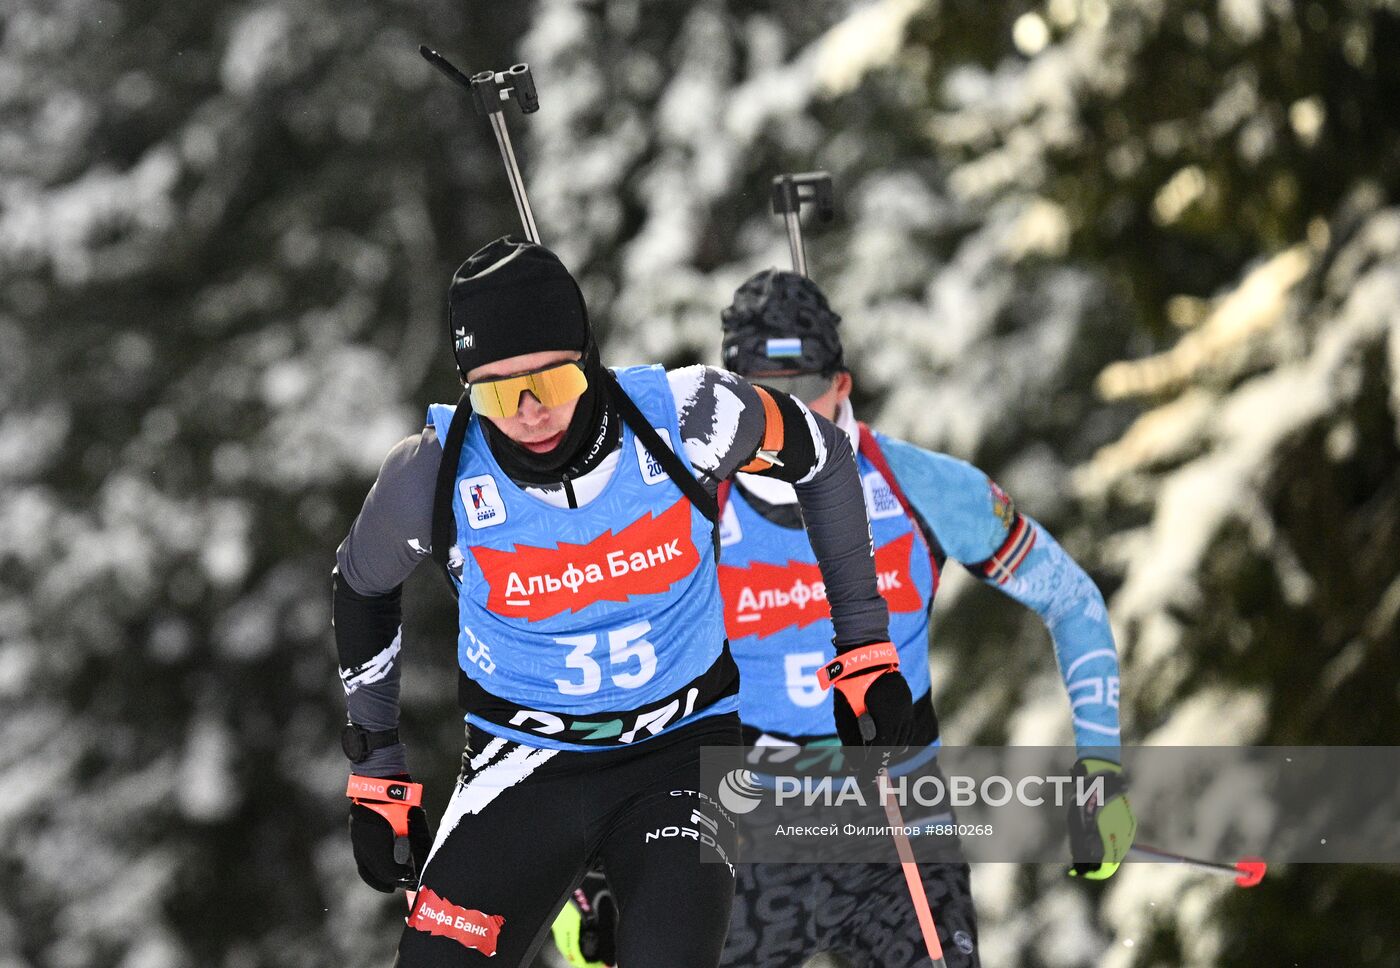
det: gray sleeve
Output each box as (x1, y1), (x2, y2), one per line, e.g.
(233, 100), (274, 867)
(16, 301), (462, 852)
(332, 426), (440, 778)
(792, 413), (890, 647)
(669, 365), (889, 646)
(335, 426), (440, 596)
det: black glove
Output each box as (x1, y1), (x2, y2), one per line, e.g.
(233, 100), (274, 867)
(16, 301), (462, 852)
(349, 776), (434, 893)
(822, 643), (915, 749)
(833, 670), (914, 748)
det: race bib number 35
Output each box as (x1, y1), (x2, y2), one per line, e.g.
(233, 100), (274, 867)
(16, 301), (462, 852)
(554, 621), (658, 696)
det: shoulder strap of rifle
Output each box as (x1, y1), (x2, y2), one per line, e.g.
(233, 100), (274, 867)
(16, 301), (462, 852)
(857, 422), (945, 587)
(430, 390), (473, 595)
(604, 368), (719, 525)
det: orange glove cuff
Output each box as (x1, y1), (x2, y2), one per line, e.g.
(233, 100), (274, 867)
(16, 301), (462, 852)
(816, 642), (899, 717)
(346, 774), (423, 837)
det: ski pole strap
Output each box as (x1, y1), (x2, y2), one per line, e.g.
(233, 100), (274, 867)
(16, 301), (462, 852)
(816, 642), (899, 718)
(346, 774), (423, 838)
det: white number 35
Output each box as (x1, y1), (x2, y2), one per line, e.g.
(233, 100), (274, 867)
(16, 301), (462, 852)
(555, 621), (658, 696)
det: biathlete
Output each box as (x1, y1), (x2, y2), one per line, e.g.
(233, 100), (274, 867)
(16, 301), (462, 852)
(553, 269), (1136, 968)
(332, 240), (915, 967)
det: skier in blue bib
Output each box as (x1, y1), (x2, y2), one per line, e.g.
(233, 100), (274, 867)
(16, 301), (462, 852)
(554, 269), (1136, 968)
(332, 239), (914, 967)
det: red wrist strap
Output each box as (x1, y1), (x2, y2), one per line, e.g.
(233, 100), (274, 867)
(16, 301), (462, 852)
(816, 642), (899, 718)
(346, 774), (423, 837)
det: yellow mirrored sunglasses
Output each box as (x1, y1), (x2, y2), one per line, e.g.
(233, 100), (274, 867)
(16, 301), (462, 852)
(468, 360), (589, 418)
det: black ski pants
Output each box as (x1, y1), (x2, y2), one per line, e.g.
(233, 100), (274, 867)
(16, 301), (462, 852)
(397, 713), (740, 967)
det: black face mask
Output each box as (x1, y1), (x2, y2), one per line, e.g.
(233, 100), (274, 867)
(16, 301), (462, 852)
(482, 344), (619, 483)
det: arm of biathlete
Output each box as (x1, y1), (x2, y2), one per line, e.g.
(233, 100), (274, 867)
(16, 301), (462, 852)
(668, 365), (889, 647)
(333, 428), (439, 778)
(878, 439), (1122, 755)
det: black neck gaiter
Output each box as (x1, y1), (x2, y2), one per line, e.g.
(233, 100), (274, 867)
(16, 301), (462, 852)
(483, 346), (620, 483)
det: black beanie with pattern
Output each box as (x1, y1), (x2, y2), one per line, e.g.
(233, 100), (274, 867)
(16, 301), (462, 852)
(720, 269), (844, 376)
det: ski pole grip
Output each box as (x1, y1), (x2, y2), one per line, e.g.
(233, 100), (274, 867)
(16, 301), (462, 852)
(816, 642), (899, 718)
(346, 774), (423, 838)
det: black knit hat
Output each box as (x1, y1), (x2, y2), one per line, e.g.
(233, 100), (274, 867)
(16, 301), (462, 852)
(448, 237), (590, 379)
(720, 269), (844, 376)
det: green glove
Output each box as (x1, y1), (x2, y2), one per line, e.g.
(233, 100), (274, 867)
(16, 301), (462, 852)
(1066, 757), (1136, 880)
(550, 871), (616, 967)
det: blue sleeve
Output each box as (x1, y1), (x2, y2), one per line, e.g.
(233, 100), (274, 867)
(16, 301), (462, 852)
(880, 437), (1122, 755)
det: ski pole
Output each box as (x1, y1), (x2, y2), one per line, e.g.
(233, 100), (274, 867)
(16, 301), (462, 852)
(817, 646), (949, 967)
(770, 172), (834, 277)
(420, 46), (542, 243)
(1129, 843), (1267, 887)
(877, 769), (950, 968)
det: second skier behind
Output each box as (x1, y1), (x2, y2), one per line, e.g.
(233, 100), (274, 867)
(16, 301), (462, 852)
(554, 269), (1136, 968)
